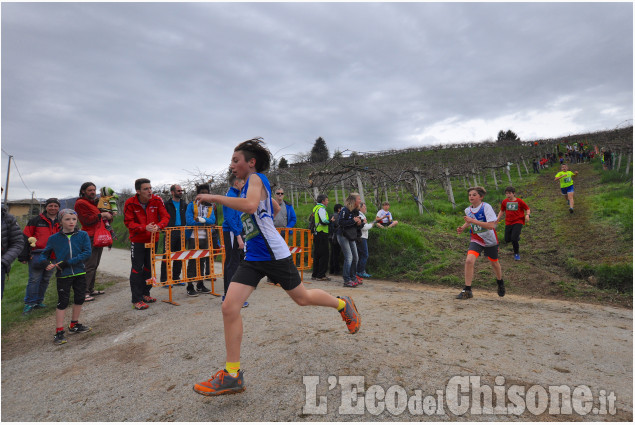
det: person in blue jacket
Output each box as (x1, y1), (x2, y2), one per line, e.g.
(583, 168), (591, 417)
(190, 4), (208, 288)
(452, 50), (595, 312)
(185, 184), (215, 297)
(222, 174), (248, 308)
(37, 209), (92, 345)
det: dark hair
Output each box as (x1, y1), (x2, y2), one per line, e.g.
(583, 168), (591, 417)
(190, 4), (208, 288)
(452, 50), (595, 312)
(504, 186), (515, 194)
(333, 203), (343, 213)
(467, 186), (486, 197)
(79, 182), (96, 197)
(196, 183), (210, 194)
(170, 184), (180, 193)
(234, 137), (271, 173)
(45, 198), (60, 207)
(316, 194), (328, 204)
(135, 178), (151, 190)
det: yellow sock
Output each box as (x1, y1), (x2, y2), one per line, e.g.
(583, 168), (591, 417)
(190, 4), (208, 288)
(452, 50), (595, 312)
(337, 299), (346, 311)
(226, 361), (240, 377)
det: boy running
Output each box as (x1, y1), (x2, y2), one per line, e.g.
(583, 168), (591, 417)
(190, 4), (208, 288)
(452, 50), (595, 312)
(192, 138), (360, 396)
(456, 187), (505, 300)
(496, 187), (531, 261)
(554, 164), (578, 213)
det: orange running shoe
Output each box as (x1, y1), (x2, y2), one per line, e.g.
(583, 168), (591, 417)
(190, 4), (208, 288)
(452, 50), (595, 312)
(193, 369), (245, 396)
(142, 295), (157, 303)
(338, 296), (360, 334)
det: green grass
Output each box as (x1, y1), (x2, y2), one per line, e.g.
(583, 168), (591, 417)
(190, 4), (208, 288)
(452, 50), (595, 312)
(111, 215), (129, 249)
(1, 261), (115, 335)
(1, 262), (60, 333)
(589, 162), (633, 236)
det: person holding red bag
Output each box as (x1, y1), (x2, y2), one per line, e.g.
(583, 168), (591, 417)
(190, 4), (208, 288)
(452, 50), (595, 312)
(75, 182), (112, 301)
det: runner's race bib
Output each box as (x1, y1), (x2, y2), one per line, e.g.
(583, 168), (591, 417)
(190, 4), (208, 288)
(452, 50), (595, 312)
(563, 177), (572, 184)
(471, 223), (485, 233)
(506, 202), (519, 211)
(241, 214), (261, 241)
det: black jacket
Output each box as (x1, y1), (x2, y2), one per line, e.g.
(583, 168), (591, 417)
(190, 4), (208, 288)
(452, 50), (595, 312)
(164, 198), (187, 227)
(2, 207), (25, 271)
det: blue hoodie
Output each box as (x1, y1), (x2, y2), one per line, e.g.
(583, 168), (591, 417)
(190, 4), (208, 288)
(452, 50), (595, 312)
(222, 186), (243, 236)
(37, 229), (91, 278)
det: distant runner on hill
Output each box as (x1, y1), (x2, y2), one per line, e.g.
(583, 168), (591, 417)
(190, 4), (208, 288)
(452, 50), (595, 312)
(496, 186), (531, 261)
(554, 164), (578, 214)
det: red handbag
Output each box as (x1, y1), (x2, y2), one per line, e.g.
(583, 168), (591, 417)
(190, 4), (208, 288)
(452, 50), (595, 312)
(93, 220), (113, 248)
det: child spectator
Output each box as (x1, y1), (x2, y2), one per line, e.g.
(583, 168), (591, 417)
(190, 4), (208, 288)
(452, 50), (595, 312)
(496, 187), (531, 261)
(96, 186), (119, 235)
(356, 202), (374, 278)
(37, 209), (92, 345)
(375, 201), (398, 228)
(456, 187), (505, 300)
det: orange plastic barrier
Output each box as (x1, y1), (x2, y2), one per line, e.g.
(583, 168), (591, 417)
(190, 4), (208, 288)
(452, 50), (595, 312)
(145, 225), (225, 305)
(278, 228), (313, 282)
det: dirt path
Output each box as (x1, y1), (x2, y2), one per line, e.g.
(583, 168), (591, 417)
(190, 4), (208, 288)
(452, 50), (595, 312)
(1, 248), (632, 421)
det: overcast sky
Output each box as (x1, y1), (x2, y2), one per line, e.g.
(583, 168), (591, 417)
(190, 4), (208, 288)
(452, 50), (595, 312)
(1, 2), (632, 201)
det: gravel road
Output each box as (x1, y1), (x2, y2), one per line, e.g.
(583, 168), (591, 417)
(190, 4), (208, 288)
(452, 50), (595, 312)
(1, 248), (632, 421)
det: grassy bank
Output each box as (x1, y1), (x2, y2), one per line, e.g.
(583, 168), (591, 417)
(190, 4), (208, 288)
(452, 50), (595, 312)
(1, 261), (115, 335)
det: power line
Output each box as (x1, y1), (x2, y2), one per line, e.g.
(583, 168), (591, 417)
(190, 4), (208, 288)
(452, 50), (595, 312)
(2, 148), (34, 195)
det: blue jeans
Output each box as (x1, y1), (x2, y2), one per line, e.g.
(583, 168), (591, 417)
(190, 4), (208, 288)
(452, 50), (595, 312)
(337, 234), (358, 283)
(24, 259), (55, 305)
(356, 238), (368, 274)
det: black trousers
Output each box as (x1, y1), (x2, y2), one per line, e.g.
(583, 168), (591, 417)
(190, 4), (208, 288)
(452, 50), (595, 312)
(504, 223), (523, 254)
(160, 229), (185, 282)
(130, 242), (152, 303)
(329, 236), (342, 274)
(312, 232), (330, 278)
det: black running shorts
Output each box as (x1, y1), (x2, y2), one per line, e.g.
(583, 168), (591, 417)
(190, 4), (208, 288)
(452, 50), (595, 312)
(467, 242), (499, 261)
(231, 256), (302, 291)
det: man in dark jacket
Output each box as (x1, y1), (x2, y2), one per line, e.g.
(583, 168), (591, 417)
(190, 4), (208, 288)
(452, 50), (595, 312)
(2, 205), (25, 299)
(20, 198), (60, 312)
(75, 182), (113, 299)
(160, 184), (187, 283)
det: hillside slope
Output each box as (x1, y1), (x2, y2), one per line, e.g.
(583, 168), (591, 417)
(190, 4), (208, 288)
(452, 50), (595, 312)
(436, 162), (632, 307)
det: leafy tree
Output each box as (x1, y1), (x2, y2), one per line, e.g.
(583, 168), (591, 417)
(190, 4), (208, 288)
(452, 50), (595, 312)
(332, 149), (343, 159)
(278, 157), (289, 169)
(310, 137), (329, 163)
(497, 130), (521, 143)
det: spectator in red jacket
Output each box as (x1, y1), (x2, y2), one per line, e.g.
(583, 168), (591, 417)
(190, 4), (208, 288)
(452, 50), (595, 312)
(75, 182), (113, 300)
(123, 178), (169, 310)
(21, 198), (60, 313)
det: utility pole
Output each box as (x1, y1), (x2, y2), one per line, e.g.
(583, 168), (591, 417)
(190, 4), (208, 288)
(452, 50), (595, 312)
(3, 155), (12, 204)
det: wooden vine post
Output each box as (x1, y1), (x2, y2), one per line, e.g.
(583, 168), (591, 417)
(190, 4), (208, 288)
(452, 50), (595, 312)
(413, 168), (424, 215)
(356, 172), (366, 203)
(445, 168), (456, 209)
